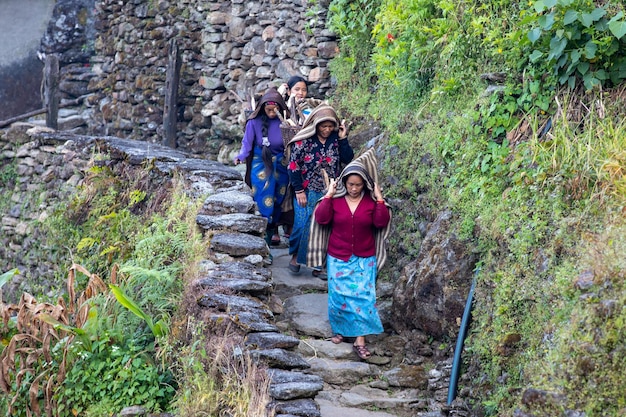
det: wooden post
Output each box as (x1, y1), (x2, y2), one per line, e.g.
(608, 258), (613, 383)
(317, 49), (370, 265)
(163, 38), (182, 148)
(44, 55), (59, 130)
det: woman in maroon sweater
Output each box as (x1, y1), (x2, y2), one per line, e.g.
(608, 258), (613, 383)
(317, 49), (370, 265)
(313, 164), (391, 360)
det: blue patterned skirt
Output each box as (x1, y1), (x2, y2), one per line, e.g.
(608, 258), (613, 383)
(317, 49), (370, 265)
(327, 254), (383, 337)
(250, 147), (288, 225)
(289, 189), (324, 265)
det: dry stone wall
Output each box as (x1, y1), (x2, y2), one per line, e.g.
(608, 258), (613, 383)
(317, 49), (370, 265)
(86, 0), (337, 159)
(0, 125), (91, 301)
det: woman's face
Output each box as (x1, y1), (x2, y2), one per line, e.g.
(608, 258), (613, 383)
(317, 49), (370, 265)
(345, 174), (365, 199)
(316, 121), (336, 140)
(290, 81), (308, 100)
(263, 103), (279, 119)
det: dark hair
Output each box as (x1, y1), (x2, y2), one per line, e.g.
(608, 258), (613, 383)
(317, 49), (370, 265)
(287, 76), (307, 89)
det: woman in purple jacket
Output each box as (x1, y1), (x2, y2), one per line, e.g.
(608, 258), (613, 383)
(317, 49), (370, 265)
(234, 88), (290, 247)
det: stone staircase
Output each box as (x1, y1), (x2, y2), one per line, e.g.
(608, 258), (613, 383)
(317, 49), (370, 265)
(55, 134), (470, 417)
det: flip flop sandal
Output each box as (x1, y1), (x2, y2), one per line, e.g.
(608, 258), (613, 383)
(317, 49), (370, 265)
(288, 263), (300, 274)
(353, 344), (371, 360)
(312, 269), (327, 280)
(330, 334), (344, 344)
(270, 235), (281, 246)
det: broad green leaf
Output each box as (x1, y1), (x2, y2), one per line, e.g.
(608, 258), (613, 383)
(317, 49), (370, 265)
(544, 0), (557, 7)
(567, 75), (576, 88)
(570, 49), (581, 64)
(529, 50), (543, 62)
(533, 0), (546, 13)
(563, 10), (579, 25)
(577, 61), (590, 75)
(109, 284), (155, 331)
(583, 73), (599, 91)
(528, 28), (542, 43)
(608, 19), (626, 39)
(38, 313), (86, 336)
(581, 13), (593, 27)
(608, 11), (624, 24)
(590, 8), (606, 21)
(595, 69), (608, 80)
(558, 0), (574, 6)
(0, 268), (19, 288)
(548, 36), (567, 60)
(539, 13), (555, 30)
(584, 41), (597, 59)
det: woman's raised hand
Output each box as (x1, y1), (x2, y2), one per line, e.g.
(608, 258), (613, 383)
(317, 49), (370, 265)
(338, 119), (351, 139)
(277, 83), (288, 97)
(326, 178), (337, 198)
(374, 182), (384, 201)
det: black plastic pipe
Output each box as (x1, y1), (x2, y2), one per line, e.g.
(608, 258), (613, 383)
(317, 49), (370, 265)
(447, 269), (478, 405)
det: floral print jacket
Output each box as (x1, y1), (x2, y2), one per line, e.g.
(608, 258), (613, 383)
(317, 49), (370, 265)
(288, 132), (354, 193)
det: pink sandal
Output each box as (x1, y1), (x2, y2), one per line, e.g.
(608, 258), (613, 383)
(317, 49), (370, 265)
(353, 344), (371, 360)
(330, 334), (344, 344)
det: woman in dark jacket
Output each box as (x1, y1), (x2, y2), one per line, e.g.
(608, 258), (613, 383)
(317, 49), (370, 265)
(284, 104), (354, 275)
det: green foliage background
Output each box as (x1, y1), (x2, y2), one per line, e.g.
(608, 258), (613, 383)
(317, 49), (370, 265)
(328, 0), (626, 415)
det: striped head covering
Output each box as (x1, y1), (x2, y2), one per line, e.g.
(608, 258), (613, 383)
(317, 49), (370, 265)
(285, 104), (340, 158)
(307, 147), (393, 271)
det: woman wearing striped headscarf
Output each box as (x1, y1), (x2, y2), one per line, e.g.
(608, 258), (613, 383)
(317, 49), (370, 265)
(285, 104), (354, 275)
(309, 148), (392, 360)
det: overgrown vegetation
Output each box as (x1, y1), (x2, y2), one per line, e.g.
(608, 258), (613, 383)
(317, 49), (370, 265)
(0, 160), (271, 416)
(328, 0), (626, 414)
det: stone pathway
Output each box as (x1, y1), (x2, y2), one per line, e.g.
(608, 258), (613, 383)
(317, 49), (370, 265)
(267, 243), (454, 417)
(78, 135), (469, 417)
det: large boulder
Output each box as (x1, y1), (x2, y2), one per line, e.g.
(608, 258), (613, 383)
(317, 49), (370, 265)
(391, 210), (476, 340)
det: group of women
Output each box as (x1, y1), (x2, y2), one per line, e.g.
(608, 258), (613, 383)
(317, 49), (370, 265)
(233, 77), (392, 360)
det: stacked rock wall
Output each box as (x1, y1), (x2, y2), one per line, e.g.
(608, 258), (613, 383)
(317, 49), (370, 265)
(85, 0), (337, 158)
(0, 125), (91, 300)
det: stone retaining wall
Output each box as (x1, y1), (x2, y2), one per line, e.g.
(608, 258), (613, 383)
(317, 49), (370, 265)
(85, 0), (337, 158)
(0, 125), (91, 300)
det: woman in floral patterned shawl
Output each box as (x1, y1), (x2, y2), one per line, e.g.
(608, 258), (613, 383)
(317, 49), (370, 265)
(285, 104), (354, 275)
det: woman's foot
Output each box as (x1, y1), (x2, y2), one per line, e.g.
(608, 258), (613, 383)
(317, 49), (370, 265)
(271, 234), (281, 245)
(288, 257), (300, 274)
(312, 268), (327, 280)
(330, 334), (344, 344)
(353, 344), (371, 360)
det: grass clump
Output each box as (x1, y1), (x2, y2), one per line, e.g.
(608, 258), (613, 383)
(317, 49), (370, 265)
(172, 319), (272, 417)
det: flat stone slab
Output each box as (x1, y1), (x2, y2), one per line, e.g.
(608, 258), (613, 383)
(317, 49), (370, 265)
(196, 212), (266, 234)
(207, 312), (279, 333)
(271, 398), (321, 417)
(305, 357), (375, 386)
(195, 260), (273, 294)
(316, 398), (401, 417)
(197, 292), (273, 319)
(250, 348), (311, 370)
(200, 190), (255, 215)
(210, 232), (269, 257)
(281, 293), (331, 338)
(245, 332), (301, 350)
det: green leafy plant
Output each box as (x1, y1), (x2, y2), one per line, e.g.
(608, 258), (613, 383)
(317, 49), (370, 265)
(110, 284), (168, 338)
(523, 0), (626, 91)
